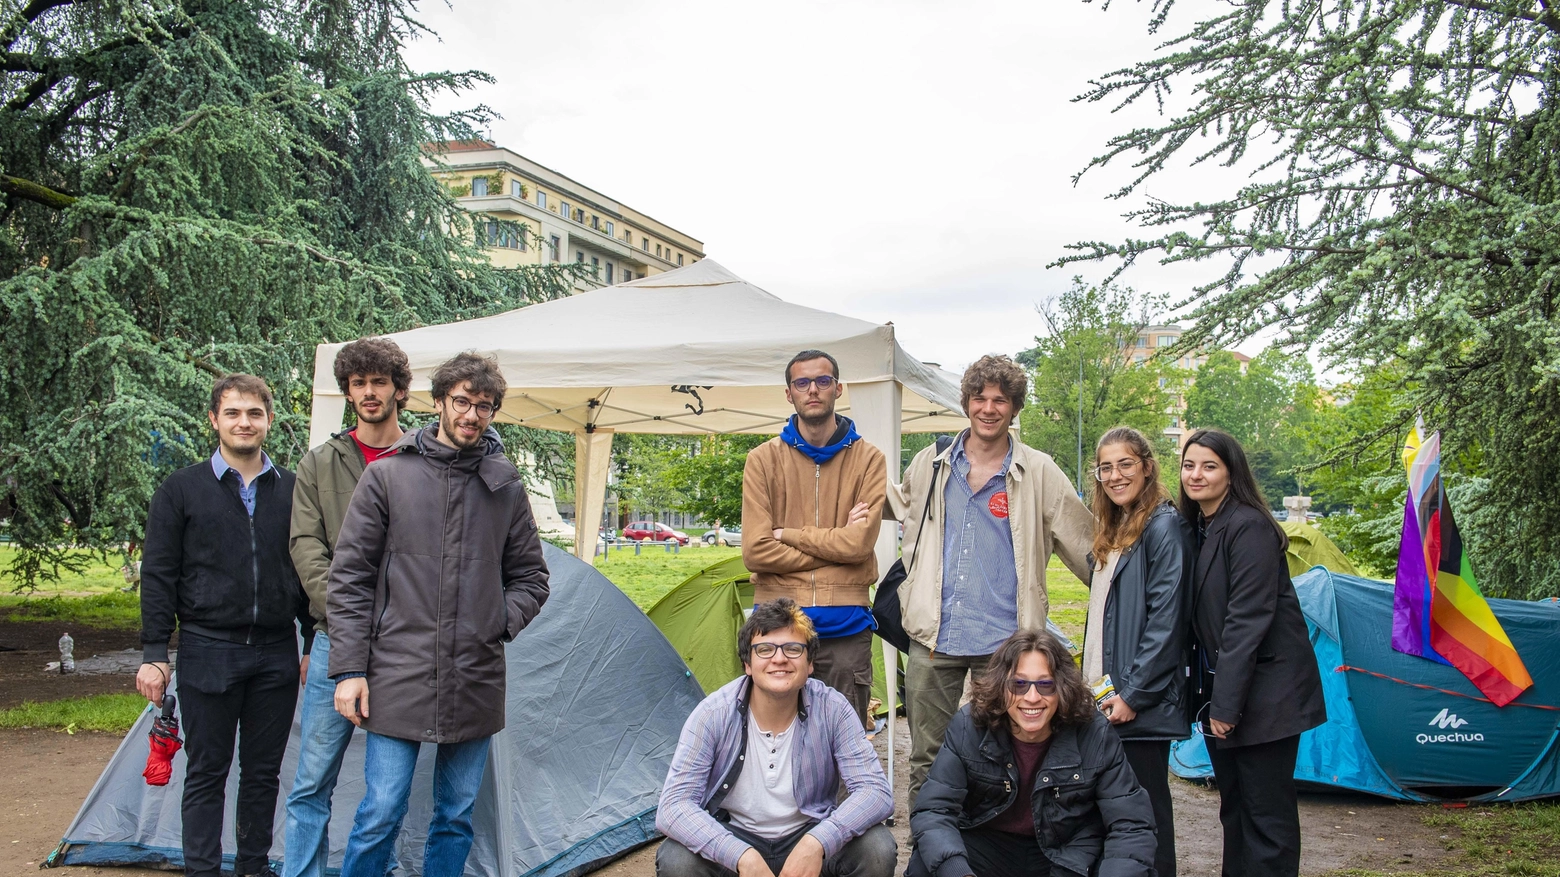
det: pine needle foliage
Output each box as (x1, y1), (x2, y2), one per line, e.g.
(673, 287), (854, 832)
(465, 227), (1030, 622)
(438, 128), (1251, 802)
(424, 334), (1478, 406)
(1064, 0), (1560, 598)
(0, 0), (583, 589)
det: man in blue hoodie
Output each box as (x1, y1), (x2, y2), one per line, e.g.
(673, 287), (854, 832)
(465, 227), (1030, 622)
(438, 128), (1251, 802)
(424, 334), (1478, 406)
(742, 350), (888, 731)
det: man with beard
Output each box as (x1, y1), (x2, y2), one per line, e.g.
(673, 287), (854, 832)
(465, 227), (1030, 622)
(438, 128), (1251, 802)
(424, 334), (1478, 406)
(742, 350), (887, 731)
(137, 374), (313, 877)
(327, 352), (550, 877)
(283, 337), (411, 877)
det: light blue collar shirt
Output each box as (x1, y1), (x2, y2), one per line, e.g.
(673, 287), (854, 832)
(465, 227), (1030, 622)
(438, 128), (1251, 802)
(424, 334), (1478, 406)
(937, 430), (1019, 656)
(210, 449), (274, 517)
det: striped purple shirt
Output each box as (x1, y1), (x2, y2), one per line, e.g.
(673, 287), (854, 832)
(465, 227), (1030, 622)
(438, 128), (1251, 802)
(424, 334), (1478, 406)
(656, 676), (892, 870)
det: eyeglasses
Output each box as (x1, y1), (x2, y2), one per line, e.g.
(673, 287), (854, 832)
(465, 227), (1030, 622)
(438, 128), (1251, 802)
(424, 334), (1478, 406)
(789, 375), (837, 392)
(1093, 458), (1142, 481)
(1007, 677), (1057, 697)
(749, 641), (808, 659)
(445, 395), (497, 418)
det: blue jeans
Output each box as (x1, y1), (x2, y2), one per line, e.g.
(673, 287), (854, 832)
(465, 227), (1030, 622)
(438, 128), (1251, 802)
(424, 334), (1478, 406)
(338, 731), (492, 877)
(282, 632), (357, 877)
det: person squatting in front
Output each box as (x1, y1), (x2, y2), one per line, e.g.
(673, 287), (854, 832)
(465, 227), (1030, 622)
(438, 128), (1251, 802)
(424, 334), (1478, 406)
(655, 598), (897, 877)
(326, 351), (551, 877)
(908, 629), (1157, 877)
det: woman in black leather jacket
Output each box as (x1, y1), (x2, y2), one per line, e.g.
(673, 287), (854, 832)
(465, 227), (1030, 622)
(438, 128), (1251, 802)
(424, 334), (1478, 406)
(1084, 427), (1195, 877)
(908, 630), (1156, 877)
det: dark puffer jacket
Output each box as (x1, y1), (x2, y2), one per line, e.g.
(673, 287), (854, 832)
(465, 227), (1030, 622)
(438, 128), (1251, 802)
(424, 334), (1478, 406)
(327, 424), (550, 744)
(911, 707), (1156, 877)
(1094, 502), (1196, 741)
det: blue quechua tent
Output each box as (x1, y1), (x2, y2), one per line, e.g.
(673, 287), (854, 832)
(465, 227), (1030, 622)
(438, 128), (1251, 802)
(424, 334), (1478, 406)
(46, 545), (706, 876)
(1171, 568), (1560, 802)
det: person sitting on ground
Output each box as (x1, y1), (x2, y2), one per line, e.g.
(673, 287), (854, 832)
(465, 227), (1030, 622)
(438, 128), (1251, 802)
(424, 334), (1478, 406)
(656, 598), (897, 877)
(908, 629), (1156, 877)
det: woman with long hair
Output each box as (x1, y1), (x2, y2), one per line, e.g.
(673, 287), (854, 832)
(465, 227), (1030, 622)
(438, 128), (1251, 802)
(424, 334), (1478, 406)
(908, 630), (1156, 877)
(1180, 428), (1326, 877)
(1084, 427), (1194, 877)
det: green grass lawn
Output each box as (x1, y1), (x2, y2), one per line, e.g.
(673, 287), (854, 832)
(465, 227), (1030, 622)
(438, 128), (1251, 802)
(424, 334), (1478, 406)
(0, 693), (148, 733)
(595, 544), (741, 609)
(0, 546), (141, 628)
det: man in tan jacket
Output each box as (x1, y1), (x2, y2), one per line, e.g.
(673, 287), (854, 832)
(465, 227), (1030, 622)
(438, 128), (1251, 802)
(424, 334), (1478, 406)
(888, 354), (1094, 804)
(743, 349), (888, 730)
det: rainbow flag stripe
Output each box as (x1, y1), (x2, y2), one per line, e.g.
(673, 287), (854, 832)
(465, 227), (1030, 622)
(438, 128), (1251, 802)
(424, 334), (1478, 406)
(1392, 427), (1533, 706)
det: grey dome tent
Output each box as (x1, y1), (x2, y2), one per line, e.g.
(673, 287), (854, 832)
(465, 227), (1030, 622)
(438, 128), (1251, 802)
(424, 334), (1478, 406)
(1171, 567), (1560, 802)
(46, 544), (707, 876)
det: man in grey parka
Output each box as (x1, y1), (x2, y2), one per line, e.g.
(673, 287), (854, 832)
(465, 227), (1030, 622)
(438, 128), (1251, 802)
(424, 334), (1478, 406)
(327, 352), (550, 877)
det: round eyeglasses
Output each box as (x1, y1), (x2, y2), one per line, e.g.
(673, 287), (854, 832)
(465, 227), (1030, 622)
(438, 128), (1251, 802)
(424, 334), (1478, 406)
(789, 375), (837, 392)
(1093, 458), (1142, 481)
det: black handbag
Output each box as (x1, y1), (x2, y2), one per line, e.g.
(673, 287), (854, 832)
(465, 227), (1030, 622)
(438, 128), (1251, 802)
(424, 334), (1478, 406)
(872, 436), (952, 654)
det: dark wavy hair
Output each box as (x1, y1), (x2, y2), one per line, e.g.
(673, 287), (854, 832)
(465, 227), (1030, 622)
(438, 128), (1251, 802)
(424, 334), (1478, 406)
(960, 354), (1027, 414)
(738, 598), (819, 665)
(969, 629), (1094, 732)
(1091, 426), (1172, 566)
(333, 337), (412, 412)
(431, 351), (506, 406)
(1178, 428), (1288, 549)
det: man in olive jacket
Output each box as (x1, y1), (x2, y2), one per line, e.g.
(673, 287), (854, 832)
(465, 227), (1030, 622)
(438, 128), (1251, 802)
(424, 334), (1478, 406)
(327, 352), (550, 877)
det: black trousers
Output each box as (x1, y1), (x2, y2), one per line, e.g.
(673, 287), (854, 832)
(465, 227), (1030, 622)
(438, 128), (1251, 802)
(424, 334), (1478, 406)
(177, 632), (299, 876)
(1205, 733), (1302, 877)
(1121, 740), (1176, 877)
(907, 827), (1085, 877)
(657, 822), (897, 877)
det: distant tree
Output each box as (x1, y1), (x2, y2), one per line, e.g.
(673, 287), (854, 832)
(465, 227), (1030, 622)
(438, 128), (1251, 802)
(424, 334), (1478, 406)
(613, 435), (694, 520)
(1185, 348), (1319, 502)
(668, 434), (769, 529)
(0, 0), (582, 588)
(1064, 0), (1560, 598)
(1019, 278), (1178, 487)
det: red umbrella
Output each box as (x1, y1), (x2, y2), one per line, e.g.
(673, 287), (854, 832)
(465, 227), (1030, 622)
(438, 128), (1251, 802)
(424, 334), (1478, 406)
(143, 695), (182, 786)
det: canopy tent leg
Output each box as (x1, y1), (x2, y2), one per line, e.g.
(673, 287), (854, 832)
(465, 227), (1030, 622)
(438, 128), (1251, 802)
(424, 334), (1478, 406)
(573, 429), (614, 562)
(848, 379), (903, 803)
(307, 394), (347, 450)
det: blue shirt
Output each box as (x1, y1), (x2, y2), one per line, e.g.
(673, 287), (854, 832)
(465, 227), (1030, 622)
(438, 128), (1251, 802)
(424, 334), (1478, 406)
(803, 605), (875, 638)
(936, 432), (1018, 656)
(210, 449), (274, 517)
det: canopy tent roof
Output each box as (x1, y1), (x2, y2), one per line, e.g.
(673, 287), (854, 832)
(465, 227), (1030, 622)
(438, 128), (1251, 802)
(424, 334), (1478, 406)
(308, 259), (963, 445)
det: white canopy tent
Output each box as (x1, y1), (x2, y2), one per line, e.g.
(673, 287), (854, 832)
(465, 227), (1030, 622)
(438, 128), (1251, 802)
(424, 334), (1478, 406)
(308, 259), (968, 792)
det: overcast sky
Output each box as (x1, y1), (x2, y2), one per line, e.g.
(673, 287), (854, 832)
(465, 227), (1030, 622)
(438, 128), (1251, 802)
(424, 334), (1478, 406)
(404, 0), (1262, 374)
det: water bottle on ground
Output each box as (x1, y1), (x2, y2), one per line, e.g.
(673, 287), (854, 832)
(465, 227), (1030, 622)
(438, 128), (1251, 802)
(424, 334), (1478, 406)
(59, 631), (75, 674)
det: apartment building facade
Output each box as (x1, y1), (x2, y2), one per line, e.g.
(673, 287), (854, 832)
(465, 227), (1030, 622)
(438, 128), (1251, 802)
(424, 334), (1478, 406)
(427, 140), (705, 290)
(1133, 323), (1250, 443)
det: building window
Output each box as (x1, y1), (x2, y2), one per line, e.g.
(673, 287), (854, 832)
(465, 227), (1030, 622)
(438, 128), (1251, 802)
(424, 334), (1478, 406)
(591, 215), (600, 230)
(642, 237), (650, 251)
(1134, 355), (1146, 364)
(1157, 335), (1177, 347)
(510, 180), (522, 198)
(1135, 337), (1147, 348)
(606, 221), (615, 236)
(536, 191), (547, 209)
(576, 251), (584, 263)
(676, 253), (684, 266)
(560, 201), (572, 220)
(591, 256), (600, 276)
(624, 229), (632, 242)
(655, 244), (662, 258)
(549, 235), (560, 262)
(470, 176), (488, 197)
(606, 263), (615, 284)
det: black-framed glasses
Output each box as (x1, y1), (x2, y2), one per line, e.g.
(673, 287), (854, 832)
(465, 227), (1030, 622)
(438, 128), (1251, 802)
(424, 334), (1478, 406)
(749, 641), (807, 659)
(1093, 458), (1142, 481)
(789, 375), (837, 392)
(1007, 677), (1057, 697)
(446, 395), (497, 418)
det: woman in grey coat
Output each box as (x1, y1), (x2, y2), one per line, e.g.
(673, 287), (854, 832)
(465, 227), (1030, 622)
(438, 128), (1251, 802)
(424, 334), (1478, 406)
(1085, 427), (1195, 877)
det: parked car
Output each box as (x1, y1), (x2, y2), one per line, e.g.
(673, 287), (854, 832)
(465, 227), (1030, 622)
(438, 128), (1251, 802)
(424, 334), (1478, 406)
(622, 521), (689, 545)
(599, 528), (617, 544)
(703, 525), (742, 547)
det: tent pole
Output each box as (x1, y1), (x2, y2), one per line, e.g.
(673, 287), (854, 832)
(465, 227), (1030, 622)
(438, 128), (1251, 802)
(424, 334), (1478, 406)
(847, 379), (903, 808)
(573, 429), (615, 562)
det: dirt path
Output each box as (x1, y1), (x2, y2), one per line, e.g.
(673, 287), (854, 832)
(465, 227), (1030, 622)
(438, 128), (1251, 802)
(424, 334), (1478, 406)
(0, 717), (1455, 877)
(0, 622), (144, 709)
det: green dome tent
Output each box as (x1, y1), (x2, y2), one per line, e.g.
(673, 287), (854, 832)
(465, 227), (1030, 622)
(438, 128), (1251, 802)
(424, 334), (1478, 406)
(1280, 520), (1358, 577)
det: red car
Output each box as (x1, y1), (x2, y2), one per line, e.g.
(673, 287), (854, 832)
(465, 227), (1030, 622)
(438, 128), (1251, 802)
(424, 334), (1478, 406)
(621, 521), (689, 544)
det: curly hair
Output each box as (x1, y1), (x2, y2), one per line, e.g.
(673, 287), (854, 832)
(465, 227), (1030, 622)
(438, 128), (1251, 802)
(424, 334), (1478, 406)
(333, 337), (412, 412)
(960, 354), (1027, 414)
(209, 374), (273, 415)
(430, 351), (506, 406)
(969, 629), (1094, 732)
(1091, 426), (1172, 566)
(738, 598), (819, 665)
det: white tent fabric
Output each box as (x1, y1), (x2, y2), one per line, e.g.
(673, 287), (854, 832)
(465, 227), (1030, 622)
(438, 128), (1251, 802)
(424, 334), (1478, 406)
(307, 259), (970, 794)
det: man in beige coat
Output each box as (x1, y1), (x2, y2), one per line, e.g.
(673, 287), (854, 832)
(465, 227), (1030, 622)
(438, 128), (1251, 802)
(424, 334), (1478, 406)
(888, 354), (1093, 804)
(743, 349), (888, 730)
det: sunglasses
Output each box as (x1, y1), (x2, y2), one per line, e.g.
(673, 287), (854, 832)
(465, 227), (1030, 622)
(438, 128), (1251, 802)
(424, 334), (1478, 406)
(1007, 677), (1057, 697)
(749, 641), (807, 659)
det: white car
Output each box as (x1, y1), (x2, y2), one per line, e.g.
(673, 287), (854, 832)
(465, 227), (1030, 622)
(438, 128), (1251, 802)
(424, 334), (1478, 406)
(702, 525), (742, 546)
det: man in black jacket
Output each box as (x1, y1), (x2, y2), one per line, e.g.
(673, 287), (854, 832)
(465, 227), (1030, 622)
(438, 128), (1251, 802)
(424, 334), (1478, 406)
(137, 374), (312, 877)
